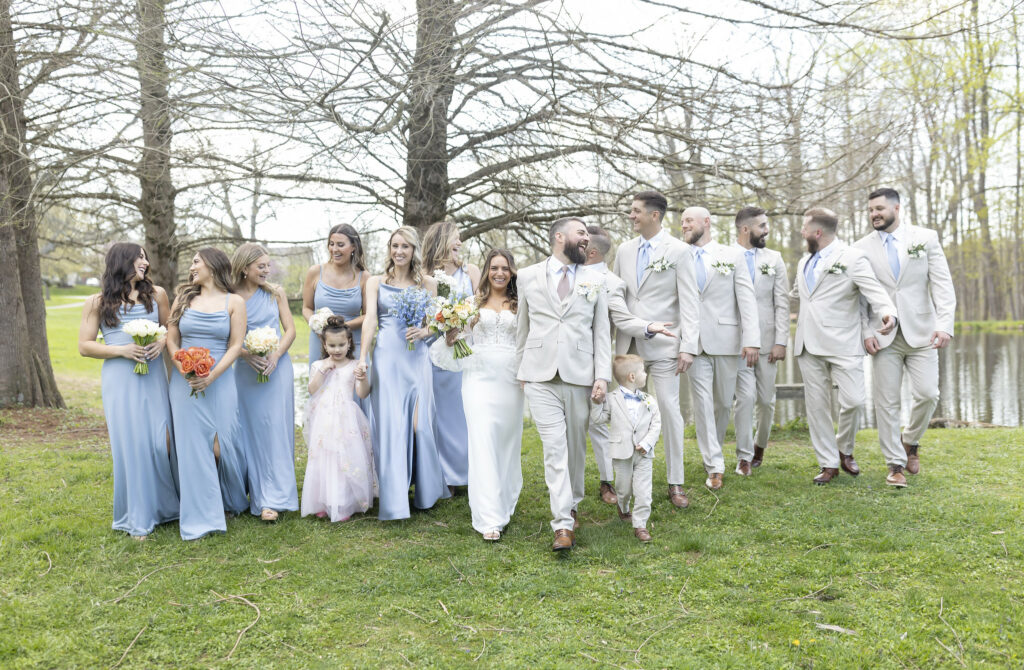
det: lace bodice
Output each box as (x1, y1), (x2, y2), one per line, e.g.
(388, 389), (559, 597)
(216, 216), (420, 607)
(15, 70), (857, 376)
(472, 308), (517, 347)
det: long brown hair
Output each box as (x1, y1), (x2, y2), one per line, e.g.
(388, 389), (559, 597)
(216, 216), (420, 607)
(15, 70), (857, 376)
(476, 248), (518, 314)
(384, 226), (425, 286)
(327, 224), (366, 273)
(169, 247), (234, 325)
(99, 242), (156, 327)
(421, 221), (461, 274)
(230, 242), (276, 294)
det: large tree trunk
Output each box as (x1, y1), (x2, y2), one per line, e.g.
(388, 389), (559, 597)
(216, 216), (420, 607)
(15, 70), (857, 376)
(0, 0), (64, 408)
(136, 0), (177, 293)
(402, 0), (456, 231)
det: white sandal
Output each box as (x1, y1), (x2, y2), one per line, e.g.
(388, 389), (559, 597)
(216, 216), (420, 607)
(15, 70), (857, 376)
(482, 530), (500, 542)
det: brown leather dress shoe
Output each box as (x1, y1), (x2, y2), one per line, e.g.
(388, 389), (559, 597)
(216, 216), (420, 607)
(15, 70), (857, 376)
(886, 465), (908, 488)
(705, 473), (723, 491)
(903, 441), (920, 475)
(839, 453), (860, 476)
(751, 445), (765, 468)
(552, 529), (575, 551)
(634, 527), (652, 543)
(735, 460), (751, 476)
(570, 509), (580, 530)
(668, 485), (690, 508)
(599, 481), (618, 505)
(618, 508), (632, 522)
(813, 467), (840, 485)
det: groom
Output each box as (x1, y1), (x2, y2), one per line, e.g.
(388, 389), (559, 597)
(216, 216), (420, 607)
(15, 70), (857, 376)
(516, 217), (612, 551)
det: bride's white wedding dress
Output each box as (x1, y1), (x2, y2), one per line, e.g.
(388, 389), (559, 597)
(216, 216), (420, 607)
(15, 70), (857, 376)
(431, 308), (523, 535)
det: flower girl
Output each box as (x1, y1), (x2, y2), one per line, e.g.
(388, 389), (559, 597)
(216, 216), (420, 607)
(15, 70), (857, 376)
(301, 317), (376, 521)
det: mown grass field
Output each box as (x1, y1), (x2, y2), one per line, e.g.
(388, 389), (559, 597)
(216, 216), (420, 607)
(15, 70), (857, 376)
(0, 290), (1019, 668)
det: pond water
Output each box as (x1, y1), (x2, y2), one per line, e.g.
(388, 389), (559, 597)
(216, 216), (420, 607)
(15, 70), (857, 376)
(291, 332), (1024, 428)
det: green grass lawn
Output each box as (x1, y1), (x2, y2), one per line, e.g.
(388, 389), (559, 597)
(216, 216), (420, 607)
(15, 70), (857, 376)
(1, 299), (1019, 668)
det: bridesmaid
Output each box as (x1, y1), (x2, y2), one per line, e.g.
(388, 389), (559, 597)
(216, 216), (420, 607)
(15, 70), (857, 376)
(357, 226), (449, 520)
(78, 243), (179, 540)
(231, 243), (298, 523)
(167, 247), (249, 540)
(421, 221), (479, 490)
(302, 224), (369, 361)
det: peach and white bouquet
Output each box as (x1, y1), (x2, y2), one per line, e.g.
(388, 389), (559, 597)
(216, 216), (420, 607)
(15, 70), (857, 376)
(430, 295), (478, 359)
(243, 326), (280, 382)
(121, 319), (167, 374)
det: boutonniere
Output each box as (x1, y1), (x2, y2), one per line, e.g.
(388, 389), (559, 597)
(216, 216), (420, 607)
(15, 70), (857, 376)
(647, 257), (676, 273)
(758, 262), (776, 276)
(827, 262), (847, 275)
(641, 393), (655, 409)
(575, 280), (603, 302)
(907, 242), (927, 259)
(711, 260), (734, 275)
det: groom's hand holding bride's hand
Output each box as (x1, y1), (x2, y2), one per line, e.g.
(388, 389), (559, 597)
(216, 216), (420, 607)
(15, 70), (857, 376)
(590, 379), (607, 403)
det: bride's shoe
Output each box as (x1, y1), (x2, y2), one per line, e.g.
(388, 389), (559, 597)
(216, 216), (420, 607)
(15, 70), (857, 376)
(482, 530), (501, 542)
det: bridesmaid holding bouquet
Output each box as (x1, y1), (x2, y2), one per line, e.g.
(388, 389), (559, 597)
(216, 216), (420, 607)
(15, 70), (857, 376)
(167, 247), (249, 540)
(231, 243), (298, 522)
(78, 243), (179, 539)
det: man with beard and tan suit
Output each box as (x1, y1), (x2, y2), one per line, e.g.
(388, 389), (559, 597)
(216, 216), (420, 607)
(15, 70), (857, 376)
(516, 217), (611, 551)
(612, 191), (700, 509)
(731, 206), (790, 472)
(583, 225), (676, 507)
(795, 207), (898, 486)
(854, 188), (955, 481)
(680, 206), (760, 490)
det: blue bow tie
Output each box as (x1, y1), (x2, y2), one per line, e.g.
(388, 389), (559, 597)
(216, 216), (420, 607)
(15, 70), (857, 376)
(621, 389), (643, 402)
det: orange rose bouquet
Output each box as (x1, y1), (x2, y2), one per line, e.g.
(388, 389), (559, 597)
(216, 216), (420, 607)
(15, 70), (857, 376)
(173, 346), (216, 398)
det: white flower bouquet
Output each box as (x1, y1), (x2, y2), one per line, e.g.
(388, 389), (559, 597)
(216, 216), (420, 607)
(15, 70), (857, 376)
(430, 295), (479, 359)
(244, 326), (280, 382)
(121, 319), (167, 375)
(308, 307), (333, 335)
(433, 269), (455, 300)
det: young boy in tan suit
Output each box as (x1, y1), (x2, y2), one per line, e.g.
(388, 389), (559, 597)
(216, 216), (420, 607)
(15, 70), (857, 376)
(590, 355), (662, 542)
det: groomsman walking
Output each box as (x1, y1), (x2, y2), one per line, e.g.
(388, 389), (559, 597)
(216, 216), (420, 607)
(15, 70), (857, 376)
(612, 191), (700, 509)
(584, 225), (675, 506)
(794, 208), (898, 486)
(854, 188), (956, 478)
(731, 207), (790, 472)
(516, 218), (611, 551)
(679, 206), (760, 489)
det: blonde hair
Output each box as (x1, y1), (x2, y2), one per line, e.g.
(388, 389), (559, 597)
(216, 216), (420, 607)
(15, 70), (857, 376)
(230, 242), (277, 294)
(612, 354), (645, 386)
(421, 221), (462, 274)
(384, 226), (425, 286)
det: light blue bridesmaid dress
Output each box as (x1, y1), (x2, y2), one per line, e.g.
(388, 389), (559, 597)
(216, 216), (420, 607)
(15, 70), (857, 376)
(368, 283), (450, 520)
(431, 267), (472, 486)
(308, 267), (365, 362)
(99, 303), (179, 536)
(169, 296), (249, 540)
(237, 288), (298, 516)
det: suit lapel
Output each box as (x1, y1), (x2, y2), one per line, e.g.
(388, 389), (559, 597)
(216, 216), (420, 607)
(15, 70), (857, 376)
(895, 225), (912, 286)
(538, 262), (560, 314)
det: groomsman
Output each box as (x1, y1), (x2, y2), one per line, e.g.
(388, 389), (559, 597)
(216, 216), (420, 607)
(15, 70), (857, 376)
(731, 207), (790, 472)
(854, 188), (955, 478)
(516, 217), (611, 551)
(679, 207), (760, 489)
(794, 208), (898, 486)
(584, 225), (675, 505)
(612, 191), (700, 509)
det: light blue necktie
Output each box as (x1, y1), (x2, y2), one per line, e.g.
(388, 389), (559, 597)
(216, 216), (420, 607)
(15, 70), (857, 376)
(745, 248), (756, 283)
(694, 247), (707, 292)
(636, 240), (651, 286)
(804, 253), (820, 292)
(883, 233), (900, 280)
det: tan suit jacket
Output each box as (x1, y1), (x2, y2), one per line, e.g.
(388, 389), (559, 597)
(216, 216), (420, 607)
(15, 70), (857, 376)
(734, 245), (791, 352)
(588, 263), (655, 342)
(794, 241), (897, 357)
(692, 241), (760, 355)
(515, 260), (612, 385)
(589, 389), (661, 459)
(853, 224), (956, 349)
(612, 233), (700, 358)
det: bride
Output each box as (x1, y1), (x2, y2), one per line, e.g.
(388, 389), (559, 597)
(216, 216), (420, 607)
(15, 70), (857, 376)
(431, 249), (523, 542)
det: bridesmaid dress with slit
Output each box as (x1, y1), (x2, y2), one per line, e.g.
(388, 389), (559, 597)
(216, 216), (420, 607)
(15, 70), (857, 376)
(99, 303), (179, 536)
(169, 296), (249, 540)
(308, 267), (365, 362)
(430, 267), (472, 486)
(237, 288), (298, 516)
(368, 283), (450, 520)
